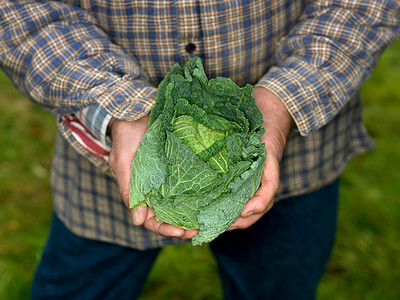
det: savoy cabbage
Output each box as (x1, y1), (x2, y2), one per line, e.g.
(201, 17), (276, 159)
(129, 57), (266, 245)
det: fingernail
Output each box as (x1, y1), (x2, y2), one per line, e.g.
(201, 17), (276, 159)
(243, 210), (254, 217)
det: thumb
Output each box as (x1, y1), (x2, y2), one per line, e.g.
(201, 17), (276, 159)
(109, 117), (149, 209)
(131, 205), (150, 225)
(109, 151), (133, 209)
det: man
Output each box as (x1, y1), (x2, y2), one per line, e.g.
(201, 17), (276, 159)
(1, 1), (399, 299)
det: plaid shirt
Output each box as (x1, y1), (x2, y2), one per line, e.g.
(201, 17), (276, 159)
(1, 0), (399, 249)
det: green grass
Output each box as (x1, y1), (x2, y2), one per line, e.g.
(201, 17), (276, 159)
(317, 39), (400, 300)
(0, 77), (55, 299)
(1, 39), (400, 299)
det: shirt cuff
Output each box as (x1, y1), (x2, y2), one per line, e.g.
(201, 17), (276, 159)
(255, 63), (337, 137)
(57, 82), (158, 170)
(76, 105), (113, 150)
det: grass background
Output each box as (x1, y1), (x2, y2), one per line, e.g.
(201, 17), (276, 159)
(1, 39), (399, 299)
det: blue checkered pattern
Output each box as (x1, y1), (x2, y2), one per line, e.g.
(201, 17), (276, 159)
(1, 0), (399, 249)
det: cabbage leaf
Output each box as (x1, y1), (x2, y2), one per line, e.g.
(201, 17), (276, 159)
(129, 57), (266, 245)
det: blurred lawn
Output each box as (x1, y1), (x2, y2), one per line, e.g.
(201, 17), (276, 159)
(1, 39), (399, 300)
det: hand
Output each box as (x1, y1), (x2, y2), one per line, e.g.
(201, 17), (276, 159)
(108, 115), (198, 240)
(228, 87), (294, 230)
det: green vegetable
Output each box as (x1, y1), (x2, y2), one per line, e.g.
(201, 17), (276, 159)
(129, 57), (266, 245)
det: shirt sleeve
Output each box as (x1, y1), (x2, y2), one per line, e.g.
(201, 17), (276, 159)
(64, 105), (113, 165)
(0, 1), (157, 170)
(255, 0), (400, 136)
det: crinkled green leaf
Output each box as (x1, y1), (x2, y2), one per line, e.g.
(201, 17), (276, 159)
(163, 131), (220, 198)
(193, 156), (265, 245)
(130, 57), (266, 245)
(129, 118), (167, 209)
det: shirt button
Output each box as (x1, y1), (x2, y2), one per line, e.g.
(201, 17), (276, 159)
(185, 43), (196, 53)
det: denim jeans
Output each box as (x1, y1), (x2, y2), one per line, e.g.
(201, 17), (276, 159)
(31, 179), (339, 300)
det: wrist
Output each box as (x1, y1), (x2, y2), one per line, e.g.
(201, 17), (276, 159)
(108, 115), (149, 138)
(253, 87), (294, 128)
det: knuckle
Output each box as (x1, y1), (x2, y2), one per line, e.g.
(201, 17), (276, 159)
(143, 218), (157, 233)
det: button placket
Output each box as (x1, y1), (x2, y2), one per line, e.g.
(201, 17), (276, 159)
(175, 1), (202, 60)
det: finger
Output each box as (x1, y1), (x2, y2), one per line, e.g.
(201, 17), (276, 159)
(134, 206), (199, 240)
(109, 118), (149, 208)
(143, 212), (186, 238)
(131, 205), (149, 226)
(241, 183), (276, 218)
(157, 223), (187, 238)
(228, 202), (274, 231)
(228, 214), (261, 230)
(180, 229), (199, 240)
(109, 153), (133, 208)
(117, 184), (130, 209)
(228, 185), (275, 230)
(116, 150), (135, 208)
(241, 154), (279, 217)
